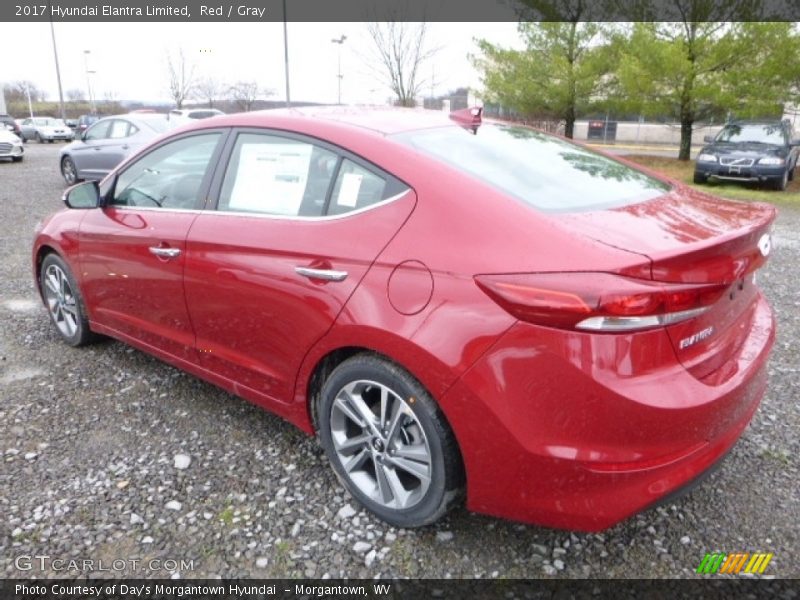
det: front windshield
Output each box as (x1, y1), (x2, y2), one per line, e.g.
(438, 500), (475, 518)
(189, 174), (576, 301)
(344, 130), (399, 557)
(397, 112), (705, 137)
(716, 123), (785, 145)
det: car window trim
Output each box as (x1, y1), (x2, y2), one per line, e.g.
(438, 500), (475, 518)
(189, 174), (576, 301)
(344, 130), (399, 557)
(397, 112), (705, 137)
(103, 128), (232, 211)
(204, 126), (410, 219)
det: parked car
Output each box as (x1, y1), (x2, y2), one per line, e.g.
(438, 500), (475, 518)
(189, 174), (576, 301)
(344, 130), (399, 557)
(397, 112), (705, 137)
(0, 114), (23, 138)
(694, 119), (800, 190)
(19, 117), (74, 143)
(75, 114), (99, 135)
(0, 128), (24, 162)
(167, 108), (225, 128)
(65, 118), (78, 130)
(59, 113), (169, 184)
(33, 107), (776, 531)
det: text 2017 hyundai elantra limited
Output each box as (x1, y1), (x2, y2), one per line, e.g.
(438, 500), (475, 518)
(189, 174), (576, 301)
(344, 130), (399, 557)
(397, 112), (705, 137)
(32, 107), (776, 531)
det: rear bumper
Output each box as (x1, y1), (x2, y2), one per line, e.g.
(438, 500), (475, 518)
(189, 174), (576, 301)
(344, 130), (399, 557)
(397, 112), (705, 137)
(441, 293), (775, 531)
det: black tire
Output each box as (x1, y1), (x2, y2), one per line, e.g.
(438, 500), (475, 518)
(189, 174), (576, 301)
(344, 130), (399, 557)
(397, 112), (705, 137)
(317, 353), (463, 528)
(789, 165), (795, 182)
(39, 253), (97, 347)
(48, 139), (54, 144)
(771, 169), (789, 191)
(693, 171), (708, 184)
(12, 156), (23, 163)
(36, 132), (44, 143)
(61, 156), (81, 185)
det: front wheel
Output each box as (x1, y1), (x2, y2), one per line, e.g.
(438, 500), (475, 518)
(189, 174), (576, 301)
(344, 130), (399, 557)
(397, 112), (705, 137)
(40, 253), (96, 347)
(317, 354), (463, 528)
(61, 156), (80, 185)
(693, 171), (708, 184)
(771, 169), (789, 191)
(12, 156), (23, 163)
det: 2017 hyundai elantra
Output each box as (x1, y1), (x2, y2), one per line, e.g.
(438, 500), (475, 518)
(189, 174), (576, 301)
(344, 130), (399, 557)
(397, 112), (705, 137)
(32, 107), (776, 531)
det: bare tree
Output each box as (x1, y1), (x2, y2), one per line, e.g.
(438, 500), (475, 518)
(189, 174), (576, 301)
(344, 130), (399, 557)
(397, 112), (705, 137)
(66, 88), (85, 103)
(6, 81), (47, 103)
(166, 48), (195, 109)
(365, 22), (438, 107)
(229, 81), (273, 112)
(194, 77), (224, 108)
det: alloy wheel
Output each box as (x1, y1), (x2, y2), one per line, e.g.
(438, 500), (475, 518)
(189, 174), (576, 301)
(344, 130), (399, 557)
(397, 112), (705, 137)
(42, 263), (79, 338)
(329, 379), (432, 510)
(62, 157), (77, 184)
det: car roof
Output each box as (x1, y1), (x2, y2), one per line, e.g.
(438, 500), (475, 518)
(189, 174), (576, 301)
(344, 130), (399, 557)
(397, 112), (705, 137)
(200, 106), (459, 136)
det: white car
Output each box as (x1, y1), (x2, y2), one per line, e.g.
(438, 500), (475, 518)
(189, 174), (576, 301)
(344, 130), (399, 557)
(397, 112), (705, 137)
(19, 117), (74, 143)
(0, 129), (24, 162)
(166, 108), (225, 128)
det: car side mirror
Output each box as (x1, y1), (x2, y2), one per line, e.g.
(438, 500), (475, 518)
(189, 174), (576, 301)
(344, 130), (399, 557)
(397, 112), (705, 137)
(703, 135), (714, 143)
(62, 181), (100, 209)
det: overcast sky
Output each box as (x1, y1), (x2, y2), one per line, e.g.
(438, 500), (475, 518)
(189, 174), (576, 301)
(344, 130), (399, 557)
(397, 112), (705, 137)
(1, 21), (522, 106)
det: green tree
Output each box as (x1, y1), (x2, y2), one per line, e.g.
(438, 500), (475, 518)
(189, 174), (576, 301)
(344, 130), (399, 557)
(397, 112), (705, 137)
(611, 16), (799, 160)
(474, 6), (615, 138)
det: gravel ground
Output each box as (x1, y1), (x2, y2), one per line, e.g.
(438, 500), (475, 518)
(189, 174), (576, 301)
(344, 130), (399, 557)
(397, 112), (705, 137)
(1, 143), (798, 580)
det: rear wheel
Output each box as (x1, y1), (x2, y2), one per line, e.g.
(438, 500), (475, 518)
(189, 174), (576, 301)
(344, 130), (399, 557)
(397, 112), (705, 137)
(40, 253), (96, 347)
(317, 354), (463, 528)
(36, 133), (44, 143)
(693, 171), (708, 184)
(12, 156), (23, 163)
(61, 156), (80, 185)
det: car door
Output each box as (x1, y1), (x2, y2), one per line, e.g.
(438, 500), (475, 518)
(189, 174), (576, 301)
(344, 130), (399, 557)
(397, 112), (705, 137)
(183, 129), (415, 406)
(20, 118), (33, 140)
(94, 118), (138, 175)
(71, 119), (111, 178)
(78, 130), (227, 361)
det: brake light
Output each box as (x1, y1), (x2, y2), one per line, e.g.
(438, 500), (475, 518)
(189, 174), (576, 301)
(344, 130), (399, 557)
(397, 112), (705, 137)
(475, 273), (729, 332)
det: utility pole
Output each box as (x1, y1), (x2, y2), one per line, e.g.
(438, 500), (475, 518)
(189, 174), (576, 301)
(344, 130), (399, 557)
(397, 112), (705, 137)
(48, 2), (66, 121)
(331, 35), (347, 104)
(282, 0), (290, 107)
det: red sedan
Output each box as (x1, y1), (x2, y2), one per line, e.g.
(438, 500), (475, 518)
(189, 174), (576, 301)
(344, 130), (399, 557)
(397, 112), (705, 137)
(32, 107), (776, 531)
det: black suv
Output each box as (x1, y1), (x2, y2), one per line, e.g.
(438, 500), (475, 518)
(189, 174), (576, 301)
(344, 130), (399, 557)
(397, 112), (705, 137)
(0, 114), (22, 138)
(694, 120), (799, 190)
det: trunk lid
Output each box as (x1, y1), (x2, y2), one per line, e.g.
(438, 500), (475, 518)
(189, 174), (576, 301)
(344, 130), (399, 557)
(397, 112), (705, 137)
(558, 186), (775, 381)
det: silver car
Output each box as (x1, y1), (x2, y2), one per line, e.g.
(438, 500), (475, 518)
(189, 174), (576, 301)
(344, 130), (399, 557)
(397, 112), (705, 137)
(59, 113), (169, 184)
(19, 117), (74, 143)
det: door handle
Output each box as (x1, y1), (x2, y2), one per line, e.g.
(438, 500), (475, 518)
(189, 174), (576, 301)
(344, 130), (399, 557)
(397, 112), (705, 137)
(294, 266), (348, 282)
(149, 246), (181, 259)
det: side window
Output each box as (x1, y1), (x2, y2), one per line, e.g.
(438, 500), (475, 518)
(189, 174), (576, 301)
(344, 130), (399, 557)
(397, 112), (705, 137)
(111, 133), (220, 210)
(328, 159), (387, 215)
(108, 119), (131, 139)
(85, 121), (111, 141)
(218, 133), (337, 217)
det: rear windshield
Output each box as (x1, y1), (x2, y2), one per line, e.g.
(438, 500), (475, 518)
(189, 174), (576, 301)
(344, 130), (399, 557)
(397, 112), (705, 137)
(138, 116), (169, 133)
(393, 124), (669, 212)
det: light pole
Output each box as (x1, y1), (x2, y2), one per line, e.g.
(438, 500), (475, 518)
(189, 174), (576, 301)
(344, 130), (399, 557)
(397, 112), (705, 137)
(331, 35), (346, 105)
(83, 50), (96, 114)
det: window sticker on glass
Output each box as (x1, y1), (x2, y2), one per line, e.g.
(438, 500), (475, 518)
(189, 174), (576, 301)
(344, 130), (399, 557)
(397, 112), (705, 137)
(228, 142), (313, 215)
(337, 172), (363, 208)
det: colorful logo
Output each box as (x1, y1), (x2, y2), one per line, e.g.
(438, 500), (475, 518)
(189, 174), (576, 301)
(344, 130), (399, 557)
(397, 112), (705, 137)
(696, 552), (773, 575)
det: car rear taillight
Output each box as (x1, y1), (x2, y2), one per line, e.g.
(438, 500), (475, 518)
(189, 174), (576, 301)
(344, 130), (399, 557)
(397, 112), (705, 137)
(474, 273), (729, 332)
